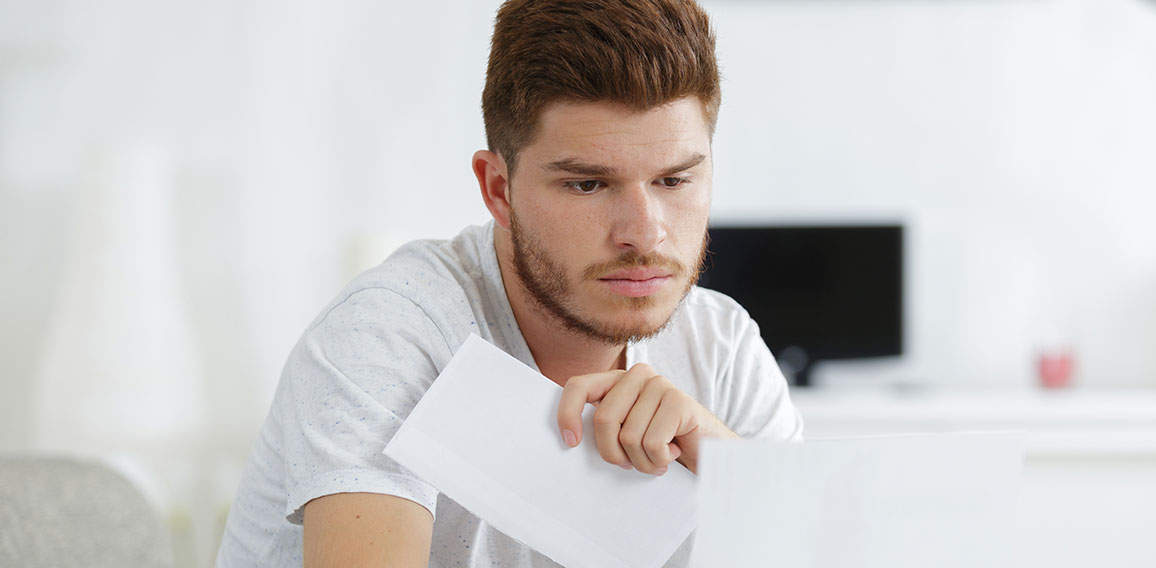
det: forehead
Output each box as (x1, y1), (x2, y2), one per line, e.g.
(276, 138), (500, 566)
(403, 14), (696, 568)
(520, 98), (713, 171)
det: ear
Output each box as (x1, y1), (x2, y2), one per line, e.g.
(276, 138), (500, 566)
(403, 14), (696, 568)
(473, 150), (512, 230)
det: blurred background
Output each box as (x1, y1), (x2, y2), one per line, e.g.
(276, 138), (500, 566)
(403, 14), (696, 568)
(1, 0), (1153, 566)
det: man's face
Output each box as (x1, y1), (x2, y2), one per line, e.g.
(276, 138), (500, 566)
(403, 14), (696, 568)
(506, 98), (713, 345)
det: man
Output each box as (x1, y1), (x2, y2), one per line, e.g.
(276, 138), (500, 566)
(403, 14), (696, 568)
(217, 0), (803, 566)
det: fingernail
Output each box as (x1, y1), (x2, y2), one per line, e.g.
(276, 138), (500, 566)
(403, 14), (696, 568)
(619, 463), (632, 470)
(562, 429), (577, 447)
(657, 466), (668, 476)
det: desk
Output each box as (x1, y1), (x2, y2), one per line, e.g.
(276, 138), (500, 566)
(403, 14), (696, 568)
(791, 387), (1156, 568)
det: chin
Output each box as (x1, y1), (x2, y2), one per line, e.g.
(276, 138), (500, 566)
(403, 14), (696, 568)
(593, 300), (682, 341)
(563, 277), (694, 344)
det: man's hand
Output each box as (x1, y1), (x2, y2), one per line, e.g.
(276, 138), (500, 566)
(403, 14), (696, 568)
(556, 363), (738, 475)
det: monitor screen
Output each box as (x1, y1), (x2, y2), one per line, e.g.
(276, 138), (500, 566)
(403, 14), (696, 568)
(697, 225), (903, 386)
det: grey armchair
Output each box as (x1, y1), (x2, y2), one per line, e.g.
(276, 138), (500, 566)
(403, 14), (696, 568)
(0, 455), (174, 568)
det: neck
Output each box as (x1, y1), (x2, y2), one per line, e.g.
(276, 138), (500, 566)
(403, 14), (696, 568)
(493, 226), (626, 386)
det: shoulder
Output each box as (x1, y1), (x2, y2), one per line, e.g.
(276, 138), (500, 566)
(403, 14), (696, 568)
(290, 224), (497, 386)
(310, 224), (492, 335)
(342, 224), (491, 311)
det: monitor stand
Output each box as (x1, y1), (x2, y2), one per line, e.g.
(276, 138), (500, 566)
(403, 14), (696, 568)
(777, 346), (813, 387)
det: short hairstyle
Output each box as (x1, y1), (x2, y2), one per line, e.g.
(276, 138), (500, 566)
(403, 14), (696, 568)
(482, 0), (721, 173)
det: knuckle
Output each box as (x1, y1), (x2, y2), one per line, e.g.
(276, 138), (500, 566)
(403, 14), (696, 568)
(618, 428), (643, 447)
(592, 411), (618, 428)
(660, 386), (686, 405)
(566, 375), (592, 390)
(643, 438), (668, 457)
(643, 374), (670, 390)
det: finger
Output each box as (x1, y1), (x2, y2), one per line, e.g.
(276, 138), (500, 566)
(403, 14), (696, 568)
(590, 366), (653, 467)
(617, 376), (668, 474)
(594, 363), (656, 423)
(644, 391), (695, 471)
(557, 371), (622, 448)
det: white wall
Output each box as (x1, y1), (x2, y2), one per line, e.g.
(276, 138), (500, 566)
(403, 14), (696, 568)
(0, 0), (500, 453)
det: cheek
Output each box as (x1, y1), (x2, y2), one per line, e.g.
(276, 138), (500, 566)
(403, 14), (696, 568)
(519, 201), (597, 261)
(668, 190), (712, 247)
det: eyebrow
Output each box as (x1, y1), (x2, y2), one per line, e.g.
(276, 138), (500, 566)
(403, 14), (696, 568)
(543, 158), (613, 177)
(543, 152), (707, 177)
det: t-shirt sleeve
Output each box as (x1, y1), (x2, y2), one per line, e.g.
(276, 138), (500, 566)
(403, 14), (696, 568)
(717, 312), (805, 442)
(272, 287), (454, 524)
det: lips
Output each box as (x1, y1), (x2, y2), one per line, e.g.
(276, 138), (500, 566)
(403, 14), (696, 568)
(597, 267), (674, 297)
(599, 267), (673, 281)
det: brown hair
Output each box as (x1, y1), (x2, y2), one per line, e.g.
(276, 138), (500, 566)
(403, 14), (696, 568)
(482, 0), (721, 173)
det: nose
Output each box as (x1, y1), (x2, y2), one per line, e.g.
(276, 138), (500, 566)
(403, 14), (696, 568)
(610, 184), (667, 254)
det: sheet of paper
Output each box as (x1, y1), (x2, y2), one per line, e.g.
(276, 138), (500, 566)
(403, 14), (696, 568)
(385, 333), (698, 568)
(691, 432), (1024, 568)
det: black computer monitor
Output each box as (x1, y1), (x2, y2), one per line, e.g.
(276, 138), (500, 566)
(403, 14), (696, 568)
(697, 225), (904, 386)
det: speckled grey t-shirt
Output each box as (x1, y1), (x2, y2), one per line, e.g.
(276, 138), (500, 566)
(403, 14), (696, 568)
(216, 221), (803, 567)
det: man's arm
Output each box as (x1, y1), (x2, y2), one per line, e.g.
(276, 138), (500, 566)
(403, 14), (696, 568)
(303, 492), (433, 568)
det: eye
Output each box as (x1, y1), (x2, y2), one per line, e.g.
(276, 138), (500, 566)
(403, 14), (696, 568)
(564, 180), (605, 194)
(659, 176), (688, 188)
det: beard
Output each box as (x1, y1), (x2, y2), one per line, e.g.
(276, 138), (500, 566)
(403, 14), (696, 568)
(509, 210), (709, 345)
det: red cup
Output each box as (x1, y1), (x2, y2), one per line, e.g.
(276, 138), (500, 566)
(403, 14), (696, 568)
(1038, 350), (1075, 389)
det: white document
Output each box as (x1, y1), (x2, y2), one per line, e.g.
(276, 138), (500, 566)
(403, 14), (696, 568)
(385, 333), (698, 568)
(691, 432), (1024, 568)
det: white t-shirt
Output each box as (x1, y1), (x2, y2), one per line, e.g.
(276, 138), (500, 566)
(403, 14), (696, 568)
(216, 221), (803, 567)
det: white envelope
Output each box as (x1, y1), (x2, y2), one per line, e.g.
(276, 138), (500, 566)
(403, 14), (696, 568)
(385, 333), (698, 568)
(691, 432), (1024, 568)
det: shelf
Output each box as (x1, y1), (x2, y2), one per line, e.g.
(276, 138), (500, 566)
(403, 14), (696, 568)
(790, 387), (1156, 458)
